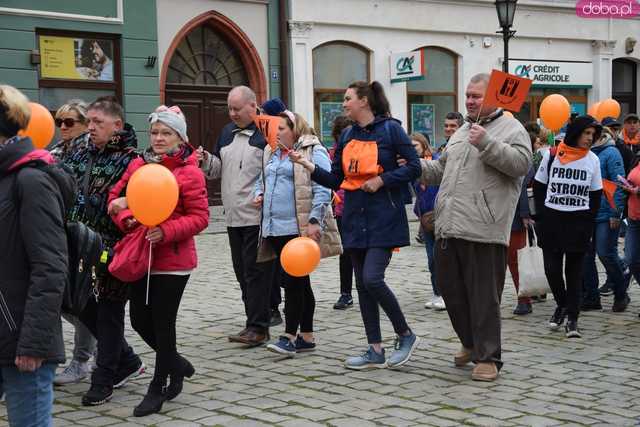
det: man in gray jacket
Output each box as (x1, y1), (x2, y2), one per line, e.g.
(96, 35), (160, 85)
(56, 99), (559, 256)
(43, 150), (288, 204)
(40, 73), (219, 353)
(202, 86), (271, 346)
(420, 73), (531, 381)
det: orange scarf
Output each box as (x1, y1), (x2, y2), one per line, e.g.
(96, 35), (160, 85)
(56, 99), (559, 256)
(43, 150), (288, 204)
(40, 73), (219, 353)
(555, 142), (589, 165)
(623, 129), (640, 146)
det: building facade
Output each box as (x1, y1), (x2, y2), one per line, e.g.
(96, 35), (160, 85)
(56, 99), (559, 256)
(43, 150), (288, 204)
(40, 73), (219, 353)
(287, 0), (640, 146)
(0, 0), (161, 144)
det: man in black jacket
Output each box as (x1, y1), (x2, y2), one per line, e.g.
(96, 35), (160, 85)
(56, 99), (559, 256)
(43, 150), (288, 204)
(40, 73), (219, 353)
(0, 85), (67, 427)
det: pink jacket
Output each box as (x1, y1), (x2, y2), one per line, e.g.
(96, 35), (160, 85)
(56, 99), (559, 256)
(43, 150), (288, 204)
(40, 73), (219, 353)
(108, 146), (209, 272)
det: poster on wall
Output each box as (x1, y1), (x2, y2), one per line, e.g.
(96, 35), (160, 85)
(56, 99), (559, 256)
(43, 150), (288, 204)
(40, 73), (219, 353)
(411, 104), (435, 143)
(319, 102), (344, 146)
(39, 35), (114, 82)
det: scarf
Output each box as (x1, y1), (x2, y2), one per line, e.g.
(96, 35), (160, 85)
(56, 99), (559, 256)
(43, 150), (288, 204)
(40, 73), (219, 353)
(143, 144), (185, 164)
(623, 129), (640, 146)
(556, 142), (589, 165)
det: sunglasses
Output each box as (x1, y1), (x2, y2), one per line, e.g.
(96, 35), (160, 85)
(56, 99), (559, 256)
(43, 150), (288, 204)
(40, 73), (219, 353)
(55, 118), (80, 128)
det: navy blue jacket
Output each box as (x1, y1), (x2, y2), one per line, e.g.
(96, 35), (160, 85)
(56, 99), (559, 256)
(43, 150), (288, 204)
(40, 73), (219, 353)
(310, 116), (421, 249)
(592, 140), (626, 223)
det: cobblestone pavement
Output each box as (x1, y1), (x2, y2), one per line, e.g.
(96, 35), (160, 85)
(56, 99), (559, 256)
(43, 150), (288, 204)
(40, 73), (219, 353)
(3, 221), (640, 427)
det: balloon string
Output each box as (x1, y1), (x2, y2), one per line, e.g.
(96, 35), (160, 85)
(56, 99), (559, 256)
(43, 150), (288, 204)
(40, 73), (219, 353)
(146, 241), (152, 306)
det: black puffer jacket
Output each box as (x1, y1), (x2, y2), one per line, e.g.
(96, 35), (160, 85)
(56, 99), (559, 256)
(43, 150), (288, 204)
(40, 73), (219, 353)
(0, 137), (68, 365)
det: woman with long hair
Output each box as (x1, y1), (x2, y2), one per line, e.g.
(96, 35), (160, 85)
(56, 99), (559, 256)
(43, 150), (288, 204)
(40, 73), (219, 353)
(290, 81), (421, 370)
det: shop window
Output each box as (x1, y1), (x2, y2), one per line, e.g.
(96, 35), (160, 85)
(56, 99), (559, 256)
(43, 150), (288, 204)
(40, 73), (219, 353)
(613, 58), (638, 116)
(313, 42), (369, 146)
(407, 47), (457, 148)
(517, 88), (588, 129)
(36, 29), (121, 111)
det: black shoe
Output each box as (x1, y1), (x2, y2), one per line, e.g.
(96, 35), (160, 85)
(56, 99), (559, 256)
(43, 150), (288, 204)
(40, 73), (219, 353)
(612, 295), (631, 313)
(531, 294), (548, 303)
(114, 360), (145, 389)
(513, 302), (532, 315)
(580, 300), (602, 311)
(166, 358), (195, 401)
(599, 282), (614, 296)
(269, 309), (283, 327)
(548, 307), (566, 330)
(133, 383), (166, 417)
(82, 383), (113, 406)
(415, 235), (424, 244)
(333, 294), (354, 310)
(565, 320), (582, 338)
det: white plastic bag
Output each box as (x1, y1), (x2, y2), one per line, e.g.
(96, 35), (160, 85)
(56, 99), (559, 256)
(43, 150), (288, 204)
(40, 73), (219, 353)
(517, 226), (551, 298)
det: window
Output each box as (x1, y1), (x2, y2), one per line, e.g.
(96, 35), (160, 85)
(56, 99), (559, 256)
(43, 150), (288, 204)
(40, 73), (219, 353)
(36, 29), (121, 111)
(516, 88), (588, 126)
(313, 42), (369, 146)
(407, 47), (457, 148)
(613, 58), (638, 116)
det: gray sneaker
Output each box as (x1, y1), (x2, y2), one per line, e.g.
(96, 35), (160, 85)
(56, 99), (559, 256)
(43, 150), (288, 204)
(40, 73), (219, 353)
(387, 333), (420, 368)
(54, 360), (90, 386)
(345, 346), (386, 370)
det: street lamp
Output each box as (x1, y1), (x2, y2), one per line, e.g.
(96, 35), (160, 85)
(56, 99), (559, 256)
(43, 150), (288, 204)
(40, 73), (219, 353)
(495, 0), (518, 73)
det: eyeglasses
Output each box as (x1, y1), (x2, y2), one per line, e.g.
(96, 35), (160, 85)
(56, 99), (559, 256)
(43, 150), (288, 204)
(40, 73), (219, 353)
(55, 118), (80, 128)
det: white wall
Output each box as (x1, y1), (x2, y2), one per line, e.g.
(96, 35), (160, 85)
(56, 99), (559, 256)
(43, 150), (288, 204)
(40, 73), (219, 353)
(290, 0), (640, 127)
(156, 0), (269, 91)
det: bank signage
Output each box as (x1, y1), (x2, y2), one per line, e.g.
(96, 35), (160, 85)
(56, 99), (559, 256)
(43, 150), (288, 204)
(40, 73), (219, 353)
(509, 59), (592, 88)
(390, 50), (425, 83)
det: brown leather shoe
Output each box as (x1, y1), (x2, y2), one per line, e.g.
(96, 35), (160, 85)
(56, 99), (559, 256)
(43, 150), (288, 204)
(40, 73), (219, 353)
(454, 347), (472, 367)
(471, 362), (498, 382)
(235, 328), (269, 347)
(227, 328), (249, 343)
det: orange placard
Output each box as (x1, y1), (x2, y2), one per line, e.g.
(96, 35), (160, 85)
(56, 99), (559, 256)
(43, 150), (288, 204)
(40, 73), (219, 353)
(254, 115), (280, 149)
(483, 69), (532, 113)
(602, 179), (617, 210)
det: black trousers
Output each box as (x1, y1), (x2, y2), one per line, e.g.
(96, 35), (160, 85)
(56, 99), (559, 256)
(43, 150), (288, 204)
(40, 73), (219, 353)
(543, 249), (585, 321)
(267, 235), (315, 335)
(337, 216), (354, 296)
(227, 226), (271, 330)
(435, 238), (506, 368)
(79, 298), (141, 387)
(130, 274), (189, 384)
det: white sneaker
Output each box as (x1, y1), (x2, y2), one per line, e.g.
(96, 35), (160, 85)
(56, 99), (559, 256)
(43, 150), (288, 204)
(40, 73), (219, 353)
(432, 296), (446, 311)
(54, 360), (90, 386)
(424, 297), (435, 309)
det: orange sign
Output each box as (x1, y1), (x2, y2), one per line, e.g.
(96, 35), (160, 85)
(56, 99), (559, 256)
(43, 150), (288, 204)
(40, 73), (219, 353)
(602, 179), (617, 209)
(254, 115), (280, 149)
(483, 69), (532, 113)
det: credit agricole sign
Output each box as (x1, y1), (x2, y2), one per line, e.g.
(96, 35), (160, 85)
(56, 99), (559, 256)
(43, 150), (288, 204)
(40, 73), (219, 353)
(509, 59), (593, 88)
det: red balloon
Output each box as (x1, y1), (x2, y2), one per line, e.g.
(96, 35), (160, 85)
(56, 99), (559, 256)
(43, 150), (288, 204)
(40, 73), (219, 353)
(280, 237), (321, 277)
(18, 102), (55, 149)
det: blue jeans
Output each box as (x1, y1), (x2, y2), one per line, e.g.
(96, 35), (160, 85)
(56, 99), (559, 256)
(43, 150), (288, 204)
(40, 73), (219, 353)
(0, 363), (56, 427)
(424, 232), (439, 296)
(350, 248), (410, 344)
(625, 219), (640, 285)
(583, 221), (628, 303)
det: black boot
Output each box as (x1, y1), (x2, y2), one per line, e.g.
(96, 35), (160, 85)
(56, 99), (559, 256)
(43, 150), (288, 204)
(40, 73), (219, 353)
(166, 357), (195, 401)
(133, 382), (166, 417)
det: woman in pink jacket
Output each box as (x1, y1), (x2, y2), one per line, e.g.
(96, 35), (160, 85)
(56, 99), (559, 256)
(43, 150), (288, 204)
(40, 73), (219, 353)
(108, 106), (209, 417)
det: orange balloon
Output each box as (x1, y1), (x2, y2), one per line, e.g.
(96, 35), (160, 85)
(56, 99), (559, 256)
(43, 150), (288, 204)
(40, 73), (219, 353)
(503, 111), (514, 118)
(539, 94), (571, 131)
(126, 164), (179, 226)
(588, 102), (601, 118)
(18, 102), (55, 149)
(598, 98), (621, 121)
(280, 237), (321, 277)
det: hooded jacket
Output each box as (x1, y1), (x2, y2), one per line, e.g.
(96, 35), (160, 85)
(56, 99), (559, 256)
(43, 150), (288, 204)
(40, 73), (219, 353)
(420, 111), (532, 246)
(591, 135), (626, 223)
(0, 137), (68, 365)
(109, 145), (210, 272)
(309, 116), (421, 249)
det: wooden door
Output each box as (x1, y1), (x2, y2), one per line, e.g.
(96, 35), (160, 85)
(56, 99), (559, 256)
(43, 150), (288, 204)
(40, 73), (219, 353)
(166, 86), (230, 205)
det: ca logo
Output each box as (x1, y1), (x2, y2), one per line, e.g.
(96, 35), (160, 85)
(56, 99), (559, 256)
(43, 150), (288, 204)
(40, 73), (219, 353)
(396, 57), (415, 76)
(515, 65), (532, 78)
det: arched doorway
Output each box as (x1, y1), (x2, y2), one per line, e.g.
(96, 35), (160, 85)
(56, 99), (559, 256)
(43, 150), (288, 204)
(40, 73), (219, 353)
(161, 11), (266, 205)
(613, 58), (638, 116)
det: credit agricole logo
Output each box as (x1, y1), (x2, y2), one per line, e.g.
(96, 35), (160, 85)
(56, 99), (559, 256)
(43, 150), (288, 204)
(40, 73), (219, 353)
(576, 0), (640, 18)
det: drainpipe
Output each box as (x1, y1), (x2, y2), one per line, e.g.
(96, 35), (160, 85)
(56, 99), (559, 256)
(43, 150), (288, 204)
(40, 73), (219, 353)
(279, 0), (290, 106)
